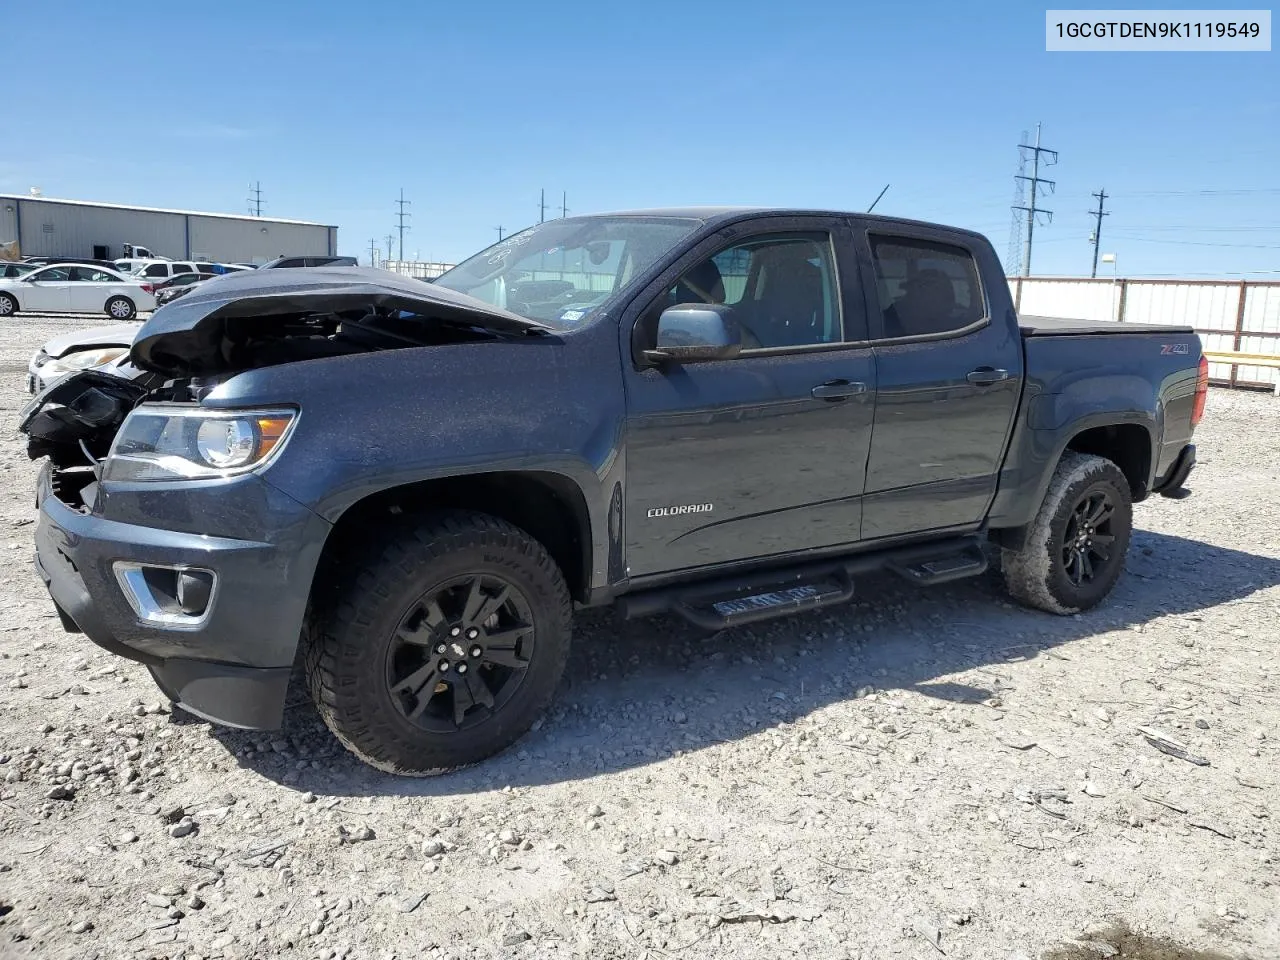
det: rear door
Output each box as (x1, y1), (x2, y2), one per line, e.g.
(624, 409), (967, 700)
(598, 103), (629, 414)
(66, 266), (118, 311)
(621, 216), (877, 578)
(852, 223), (1023, 541)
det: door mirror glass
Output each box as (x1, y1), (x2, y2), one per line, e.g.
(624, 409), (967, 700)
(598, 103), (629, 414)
(649, 304), (742, 363)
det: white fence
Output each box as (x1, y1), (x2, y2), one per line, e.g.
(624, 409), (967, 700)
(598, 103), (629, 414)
(384, 260), (454, 280)
(1008, 277), (1280, 389)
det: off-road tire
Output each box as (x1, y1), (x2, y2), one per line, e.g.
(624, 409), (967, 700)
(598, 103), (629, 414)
(1002, 452), (1133, 615)
(105, 296), (136, 320)
(304, 510), (572, 775)
(0, 293), (17, 317)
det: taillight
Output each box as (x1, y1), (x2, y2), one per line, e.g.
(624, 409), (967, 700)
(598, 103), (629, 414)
(141, 283), (154, 294)
(1191, 354), (1208, 427)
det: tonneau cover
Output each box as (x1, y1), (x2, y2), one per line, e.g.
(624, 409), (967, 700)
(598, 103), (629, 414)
(1019, 315), (1194, 337)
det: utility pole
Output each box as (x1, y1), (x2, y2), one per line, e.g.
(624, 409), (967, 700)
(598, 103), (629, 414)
(384, 234), (396, 265)
(1088, 189), (1109, 278)
(247, 181), (264, 217)
(538, 189), (547, 224)
(1011, 123), (1058, 276)
(560, 192), (569, 218)
(368, 238), (379, 268)
(495, 226), (505, 241)
(395, 189), (411, 262)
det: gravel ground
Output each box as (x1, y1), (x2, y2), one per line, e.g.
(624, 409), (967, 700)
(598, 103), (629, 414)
(0, 315), (1277, 960)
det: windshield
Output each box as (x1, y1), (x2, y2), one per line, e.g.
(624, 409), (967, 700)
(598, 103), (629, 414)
(434, 216), (700, 328)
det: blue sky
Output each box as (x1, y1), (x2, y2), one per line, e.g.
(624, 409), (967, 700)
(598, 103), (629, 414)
(3, 0), (1276, 277)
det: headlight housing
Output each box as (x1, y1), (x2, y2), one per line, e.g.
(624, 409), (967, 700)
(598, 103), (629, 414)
(103, 406), (297, 481)
(38, 347), (129, 380)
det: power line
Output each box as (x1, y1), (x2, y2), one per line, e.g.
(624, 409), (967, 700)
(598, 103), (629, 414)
(1105, 235), (1280, 249)
(1010, 122), (1058, 276)
(1088, 189), (1109, 278)
(247, 181), (264, 217)
(395, 189), (411, 262)
(1117, 187), (1280, 197)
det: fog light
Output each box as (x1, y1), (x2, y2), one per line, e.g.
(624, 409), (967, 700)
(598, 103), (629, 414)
(114, 562), (218, 628)
(177, 570), (215, 616)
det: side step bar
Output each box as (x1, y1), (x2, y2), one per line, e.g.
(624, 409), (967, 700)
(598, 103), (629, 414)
(619, 535), (988, 631)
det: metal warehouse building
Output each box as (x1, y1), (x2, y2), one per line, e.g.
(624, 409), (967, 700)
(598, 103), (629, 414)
(0, 194), (338, 265)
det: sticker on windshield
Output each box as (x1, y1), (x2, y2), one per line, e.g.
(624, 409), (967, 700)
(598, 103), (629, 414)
(558, 309), (586, 324)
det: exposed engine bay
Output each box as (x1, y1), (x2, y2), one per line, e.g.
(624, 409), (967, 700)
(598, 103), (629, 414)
(19, 268), (552, 499)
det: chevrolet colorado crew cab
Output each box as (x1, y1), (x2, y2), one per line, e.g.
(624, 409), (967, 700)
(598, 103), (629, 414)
(20, 208), (1206, 775)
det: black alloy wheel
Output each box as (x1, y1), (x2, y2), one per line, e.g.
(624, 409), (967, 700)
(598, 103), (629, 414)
(385, 573), (535, 732)
(1061, 490), (1118, 586)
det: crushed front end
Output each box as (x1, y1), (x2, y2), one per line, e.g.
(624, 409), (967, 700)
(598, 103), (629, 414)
(21, 368), (329, 729)
(18, 266), (548, 729)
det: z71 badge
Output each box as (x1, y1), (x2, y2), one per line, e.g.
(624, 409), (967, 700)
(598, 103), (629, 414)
(647, 503), (714, 519)
(1160, 343), (1191, 355)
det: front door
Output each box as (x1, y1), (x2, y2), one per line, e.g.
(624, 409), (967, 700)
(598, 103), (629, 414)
(622, 220), (877, 579)
(21, 267), (72, 311)
(854, 225), (1023, 541)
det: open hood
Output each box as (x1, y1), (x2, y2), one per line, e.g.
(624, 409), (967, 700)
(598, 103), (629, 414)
(130, 266), (550, 377)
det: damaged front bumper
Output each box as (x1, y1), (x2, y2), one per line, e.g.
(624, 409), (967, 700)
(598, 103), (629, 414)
(33, 461), (330, 729)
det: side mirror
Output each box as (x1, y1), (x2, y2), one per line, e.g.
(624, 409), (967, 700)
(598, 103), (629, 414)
(645, 304), (742, 365)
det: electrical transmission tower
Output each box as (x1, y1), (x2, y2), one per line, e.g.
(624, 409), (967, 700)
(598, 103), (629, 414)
(560, 192), (569, 218)
(385, 234), (396, 265)
(395, 189), (411, 262)
(368, 238), (379, 268)
(247, 181), (264, 217)
(1088, 189), (1109, 278)
(539, 188), (548, 224)
(1010, 123), (1058, 276)
(495, 226), (505, 241)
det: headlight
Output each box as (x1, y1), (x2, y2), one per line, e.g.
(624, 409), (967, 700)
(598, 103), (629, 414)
(38, 347), (129, 379)
(103, 406), (297, 481)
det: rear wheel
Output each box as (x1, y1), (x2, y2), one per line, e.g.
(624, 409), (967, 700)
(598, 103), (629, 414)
(1002, 452), (1133, 614)
(304, 510), (571, 775)
(0, 293), (17, 317)
(105, 296), (136, 320)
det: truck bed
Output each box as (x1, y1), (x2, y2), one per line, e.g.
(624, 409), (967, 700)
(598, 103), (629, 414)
(1019, 315), (1195, 337)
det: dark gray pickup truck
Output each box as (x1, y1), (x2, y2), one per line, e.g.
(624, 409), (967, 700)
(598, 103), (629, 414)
(20, 208), (1206, 774)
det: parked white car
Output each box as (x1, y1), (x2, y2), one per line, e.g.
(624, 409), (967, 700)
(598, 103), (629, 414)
(115, 258), (251, 280)
(27, 322), (139, 393)
(0, 264), (156, 319)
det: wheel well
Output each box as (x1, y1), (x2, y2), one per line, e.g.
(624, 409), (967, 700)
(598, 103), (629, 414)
(318, 472), (592, 603)
(1066, 423), (1152, 498)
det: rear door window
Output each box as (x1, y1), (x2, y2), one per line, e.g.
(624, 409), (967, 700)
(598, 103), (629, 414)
(868, 235), (985, 339)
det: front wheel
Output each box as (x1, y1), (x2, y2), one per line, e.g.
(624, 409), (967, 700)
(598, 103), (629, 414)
(0, 293), (17, 317)
(304, 510), (572, 775)
(1002, 452), (1133, 615)
(105, 296), (136, 320)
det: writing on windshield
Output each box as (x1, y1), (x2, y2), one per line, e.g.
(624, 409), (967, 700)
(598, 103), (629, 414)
(434, 217), (700, 328)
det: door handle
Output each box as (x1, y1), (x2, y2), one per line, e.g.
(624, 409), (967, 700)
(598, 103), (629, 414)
(967, 367), (1010, 386)
(811, 380), (868, 400)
